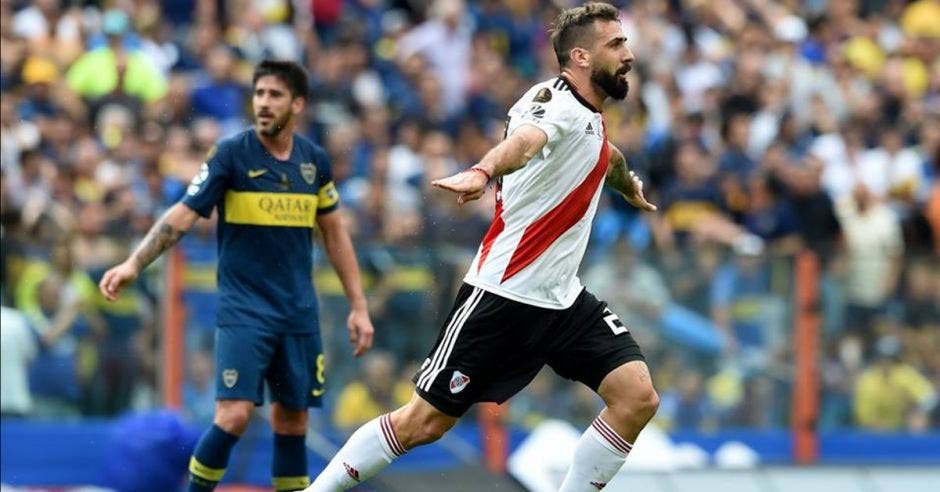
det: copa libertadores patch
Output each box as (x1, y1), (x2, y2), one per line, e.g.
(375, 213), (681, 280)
(533, 87), (552, 103)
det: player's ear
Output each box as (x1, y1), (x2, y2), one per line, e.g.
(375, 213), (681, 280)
(571, 47), (591, 69)
(291, 96), (305, 115)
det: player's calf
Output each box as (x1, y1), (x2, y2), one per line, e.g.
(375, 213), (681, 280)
(187, 400), (254, 492)
(389, 394), (458, 448)
(559, 361), (659, 492)
(271, 403), (311, 491)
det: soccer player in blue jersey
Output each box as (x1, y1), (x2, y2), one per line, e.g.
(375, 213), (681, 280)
(99, 60), (375, 492)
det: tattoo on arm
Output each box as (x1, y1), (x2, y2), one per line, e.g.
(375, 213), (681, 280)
(132, 222), (186, 272)
(606, 145), (638, 197)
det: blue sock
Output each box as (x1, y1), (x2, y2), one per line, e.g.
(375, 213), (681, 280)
(187, 425), (239, 492)
(272, 433), (309, 491)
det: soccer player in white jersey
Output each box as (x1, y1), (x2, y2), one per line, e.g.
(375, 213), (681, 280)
(306, 3), (659, 491)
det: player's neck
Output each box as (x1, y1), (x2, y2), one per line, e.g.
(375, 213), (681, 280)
(257, 128), (294, 161)
(560, 69), (605, 113)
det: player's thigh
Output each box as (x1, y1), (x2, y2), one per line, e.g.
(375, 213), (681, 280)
(266, 332), (324, 410)
(412, 284), (550, 417)
(215, 325), (279, 405)
(546, 291), (646, 391)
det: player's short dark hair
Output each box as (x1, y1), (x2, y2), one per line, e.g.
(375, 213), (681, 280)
(252, 60), (309, 99)
(551, 2), (621, 68)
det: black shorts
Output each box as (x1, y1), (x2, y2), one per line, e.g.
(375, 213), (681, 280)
(413, 283), (646, 417)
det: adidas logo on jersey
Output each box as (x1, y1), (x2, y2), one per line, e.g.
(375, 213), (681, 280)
(590, 481), (607, 489)
(449, 370), (470, 394)
(585, 122), (596, 135)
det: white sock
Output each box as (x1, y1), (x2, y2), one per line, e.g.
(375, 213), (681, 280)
(304, 413), (406, 491)
(558, 416), (632, 491)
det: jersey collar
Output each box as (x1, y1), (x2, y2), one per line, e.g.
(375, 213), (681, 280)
(558, 75), (601, 114)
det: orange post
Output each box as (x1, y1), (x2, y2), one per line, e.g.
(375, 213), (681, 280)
(479, 402), (508, 473)
(162, 248), (186, 409)
(792, 250), (820, 464)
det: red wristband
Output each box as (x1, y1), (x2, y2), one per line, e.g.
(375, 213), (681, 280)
(469, 167), (492, 182)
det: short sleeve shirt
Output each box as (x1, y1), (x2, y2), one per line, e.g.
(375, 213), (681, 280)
(182, 129), (340, 333)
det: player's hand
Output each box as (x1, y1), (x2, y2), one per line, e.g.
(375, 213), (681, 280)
(623, 171), (658, 212)
(98, 260), (139, 302)
(347, 307), (374, 357)
(431, 169), (489, 205)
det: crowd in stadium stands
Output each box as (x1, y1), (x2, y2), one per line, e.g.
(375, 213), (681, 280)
(0, 0), (938, 437)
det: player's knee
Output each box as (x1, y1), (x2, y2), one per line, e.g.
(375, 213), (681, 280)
(214, 402), (254, 435)
(271, 417), (307, 435)
(607, 384), (659, 427)
(635, 385), (660, 422)
(271, 408), (308, 435)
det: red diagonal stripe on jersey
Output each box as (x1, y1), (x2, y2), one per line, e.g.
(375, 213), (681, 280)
(477, 196), (504, 272)
(501, 127), (609, 283)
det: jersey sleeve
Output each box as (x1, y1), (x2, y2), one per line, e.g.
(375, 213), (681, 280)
(506, 86), (570, 143)
(182, 141), (231, 218)
(314, 148), (340, 214)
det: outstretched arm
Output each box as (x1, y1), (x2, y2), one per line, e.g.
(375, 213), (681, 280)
(606, 142), (657, 212)
(316, 210), (374, 357)
(99, 202), (200, 301)
(432, 124), (548, 204)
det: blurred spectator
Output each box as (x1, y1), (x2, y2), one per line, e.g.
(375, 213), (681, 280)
(87, 263), (156, 416)
(508, 369), (567, 429)
(190, 44), (248, 135)
(183, 349), (216, 424)
(740, 173), (802, 254)
(398, 0), (472, 116)
(899, 259), (940, 331)
(10, 0), (83, 63)
(331, 351), (411, 431)
(66, 9), (167, 106)
(179, 215), (219, 353)
(368, 211), (436, 360)
(1, 303), (36, 416)
(650, 140), (724, 248)
(710, 246), (786, 368)
(584, 239), (725, 357)
(854, 335), (937, 431)
(820, 335), (866, 429)
(835, 184), (905, 342)
(657, 371), (714, 431)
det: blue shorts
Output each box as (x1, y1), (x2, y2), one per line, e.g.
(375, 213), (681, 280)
(214, 325), (325, 409)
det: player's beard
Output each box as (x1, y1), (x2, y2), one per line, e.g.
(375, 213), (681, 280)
(592, 64), (629, 101)
(257, 111), (292, 137)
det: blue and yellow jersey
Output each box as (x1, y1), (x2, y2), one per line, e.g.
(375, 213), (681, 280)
(182, 129), (340, 333)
